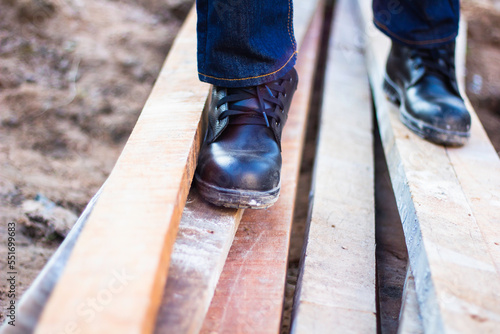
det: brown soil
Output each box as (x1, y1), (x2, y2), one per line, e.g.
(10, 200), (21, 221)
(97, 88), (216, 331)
(0, 0), (499, 329)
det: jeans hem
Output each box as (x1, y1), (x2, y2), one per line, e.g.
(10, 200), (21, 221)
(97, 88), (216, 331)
(374, 18), (458, 48)
(198, 51), (298, 87)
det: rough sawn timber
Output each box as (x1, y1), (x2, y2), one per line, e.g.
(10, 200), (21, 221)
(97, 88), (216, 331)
(36, 8), (210, 334)
(357, 0), (500, 332)
(397, 268), (424, 334)
(291, 0), (377, 332)
(153, 189), (243, 334)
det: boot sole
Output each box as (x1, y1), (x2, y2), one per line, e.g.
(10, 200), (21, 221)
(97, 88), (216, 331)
(195, 176), (280, 209)
(383, 75), (469, 146)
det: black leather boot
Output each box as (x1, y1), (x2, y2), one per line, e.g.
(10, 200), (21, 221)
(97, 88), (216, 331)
(195, 68), (298, 209)
(383, 41), (471, 146)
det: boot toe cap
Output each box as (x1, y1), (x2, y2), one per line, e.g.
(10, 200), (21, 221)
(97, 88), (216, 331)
(405, 94), (471, 133)
(196, 145), (281, 192)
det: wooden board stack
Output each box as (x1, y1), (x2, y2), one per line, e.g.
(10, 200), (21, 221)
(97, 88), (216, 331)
(2, 0), (500, 332)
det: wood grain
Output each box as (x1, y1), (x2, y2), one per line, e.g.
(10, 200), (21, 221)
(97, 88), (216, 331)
(450, 20), (500, 275)
(35, 8), (210, 334)
(153, 189), (243, 334)
(291, 0), (376, 332)
(397, 268), (424, 334)
(357, 0), (500, 332)
(199, 3), (323, 333)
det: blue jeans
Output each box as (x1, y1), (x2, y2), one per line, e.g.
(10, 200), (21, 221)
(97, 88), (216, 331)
(196, 0), (460, 87)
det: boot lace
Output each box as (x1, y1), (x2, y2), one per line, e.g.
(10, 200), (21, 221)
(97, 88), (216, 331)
(216, 73), (291, 128)
(409, 43), (458, 89)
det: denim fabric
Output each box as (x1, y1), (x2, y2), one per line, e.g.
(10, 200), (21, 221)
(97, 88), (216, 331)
(373, 0), (460, 48)
(196, 0), (460, 87)
(196, 0), (297, 88)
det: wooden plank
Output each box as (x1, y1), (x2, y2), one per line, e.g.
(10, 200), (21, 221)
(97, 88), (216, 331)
(397, 268), (424, 334)
(396, 23), (493, 334)
(290, 0), (376, 332)
(375, 18), (500, 334)
(375, 117), (409, 333)
(356, 0), (500, 332)
(293, 0), (319, 55)
(153, 189), (242, 334)
(199, 3), (323, 333)
(35, 8), (210, 334)
(450, 20), (500, 275)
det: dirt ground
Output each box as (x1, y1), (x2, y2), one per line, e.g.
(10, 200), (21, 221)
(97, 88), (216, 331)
(0, 0), (499, 329)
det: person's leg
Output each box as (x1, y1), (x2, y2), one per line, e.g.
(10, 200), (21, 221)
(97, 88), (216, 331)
(373, 0), (460, 49)
(195, 0), (299, 209)
(373, 0), (470, 146)
(196, 0), (297, 87)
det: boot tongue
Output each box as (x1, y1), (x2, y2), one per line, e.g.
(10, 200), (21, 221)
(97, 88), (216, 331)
(227, 87), (274, 126)
(412, 45), (460, 95)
